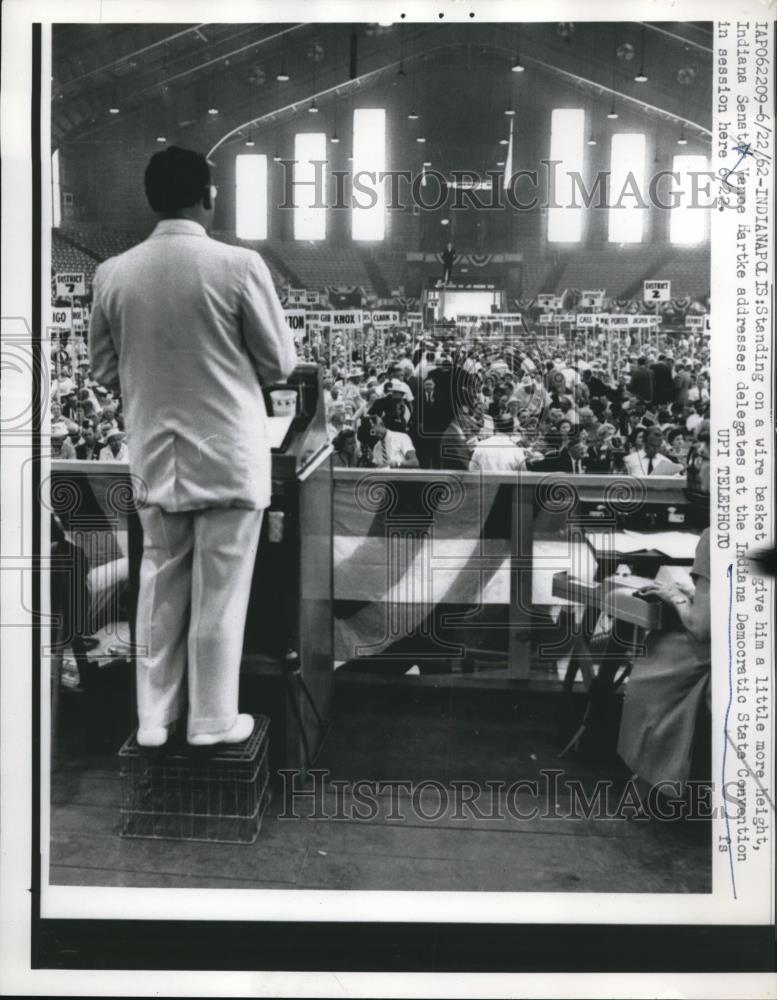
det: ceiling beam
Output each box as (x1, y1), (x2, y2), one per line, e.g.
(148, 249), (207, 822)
(643, 22), (713, 54)
(209, 38), (711, 158)
(56, 24), (211, 87)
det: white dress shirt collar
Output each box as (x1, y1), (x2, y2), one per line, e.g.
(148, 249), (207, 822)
(150, 219), (208, 238)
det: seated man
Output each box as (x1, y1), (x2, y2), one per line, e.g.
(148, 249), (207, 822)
(624, 425), (684, 477)
(363, 413), (418, 469)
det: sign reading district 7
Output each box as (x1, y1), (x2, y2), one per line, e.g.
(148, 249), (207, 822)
(55, 272), (86, 297)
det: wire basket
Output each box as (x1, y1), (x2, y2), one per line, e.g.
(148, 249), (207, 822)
(119, 716), (270, 844)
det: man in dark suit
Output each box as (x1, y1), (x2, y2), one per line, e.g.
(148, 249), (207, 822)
(628, 356), (655, 403)
(651, 354), (675, 406)
(581, 367), (616, 402)
(530, 436), (588, 474)
(441, 242), (456, 285)
(410, 373), (448, 468)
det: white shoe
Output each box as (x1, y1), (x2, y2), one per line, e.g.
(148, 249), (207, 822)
(187, 714), (254, 747)
(137, 722), (175, 748)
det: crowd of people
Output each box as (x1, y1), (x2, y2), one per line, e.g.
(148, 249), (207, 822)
(322, 328), (711, 479)
(50, 337), (128, 461)
(50, 320), (711, 481)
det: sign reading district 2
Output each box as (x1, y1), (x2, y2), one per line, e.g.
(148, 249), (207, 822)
(643, 279), (671, 303)
(55, 272), (86, 297)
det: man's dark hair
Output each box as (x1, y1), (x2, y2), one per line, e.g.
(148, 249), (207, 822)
(144, 146), (211, 213)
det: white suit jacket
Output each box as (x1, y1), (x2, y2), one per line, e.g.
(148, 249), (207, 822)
(89, 220), (297, 511)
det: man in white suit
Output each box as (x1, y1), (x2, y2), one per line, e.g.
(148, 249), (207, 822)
(89, 147), (297, 747)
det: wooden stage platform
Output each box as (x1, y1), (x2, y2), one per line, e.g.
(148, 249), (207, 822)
(49, 671), (711, 894)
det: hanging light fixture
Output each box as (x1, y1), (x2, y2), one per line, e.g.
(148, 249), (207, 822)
(308, 97), (318, 113)
(330, 93), (340, 142)
(245, 77), (255, 147)
(408, 109), (419, 120)
(607, 31), (618, 119)
(585, 32), (598, 145)
(277, 33), (289, 81)
(207, 73), (219, 115)
(677, 54), (689, 145)
(107, 82), (121, 114)
(272, 116), (281, 161)
(499, 137), (509, 145)
(416, 135), (426, 143)
(496, 159), (505, 166)
(511, 25), (525, 72)
(423, 160), (432, 168)
(156, 135), (167, 143)
(634, 25), (648, 82)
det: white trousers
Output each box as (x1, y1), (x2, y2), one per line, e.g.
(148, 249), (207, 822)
(135, 505), (263, 736)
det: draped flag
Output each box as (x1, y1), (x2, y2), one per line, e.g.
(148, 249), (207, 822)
(332, 476), (597, 666)
(326, 285), (366, 308)
(468, 253), (494, 268)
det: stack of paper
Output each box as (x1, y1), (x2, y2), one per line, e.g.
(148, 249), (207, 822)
(585, 532), (653, 554)
(623, 531), (700, 560)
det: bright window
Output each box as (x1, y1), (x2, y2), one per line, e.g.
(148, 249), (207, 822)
(235, 154), (268, 240)
(52, 148), (61, 227)
(670, 155), (709, 244)
(352, 108), (386, 240)
(294, 133), (327, 240)
(547, 109), (585, 243)
(608, 133), (647, 243)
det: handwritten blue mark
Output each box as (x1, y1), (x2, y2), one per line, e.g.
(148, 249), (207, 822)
(721, 143), (753, 188)
(723, 563), (737, 900)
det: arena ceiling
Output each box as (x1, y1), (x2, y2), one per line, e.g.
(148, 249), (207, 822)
(52, 21), (713, 161)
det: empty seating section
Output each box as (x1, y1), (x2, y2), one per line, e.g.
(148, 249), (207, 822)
(554, 246), (666, 298)
(267, 243), (375, 295)
(51, 234), (99, 286)
(649, 246), (710, 300)
(551, 246), (710, 300)
(54, 227), (710, 302)
(59, 225), (146, 260)
(520, 255), (558, 299)
(373, 252), (407, 293)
